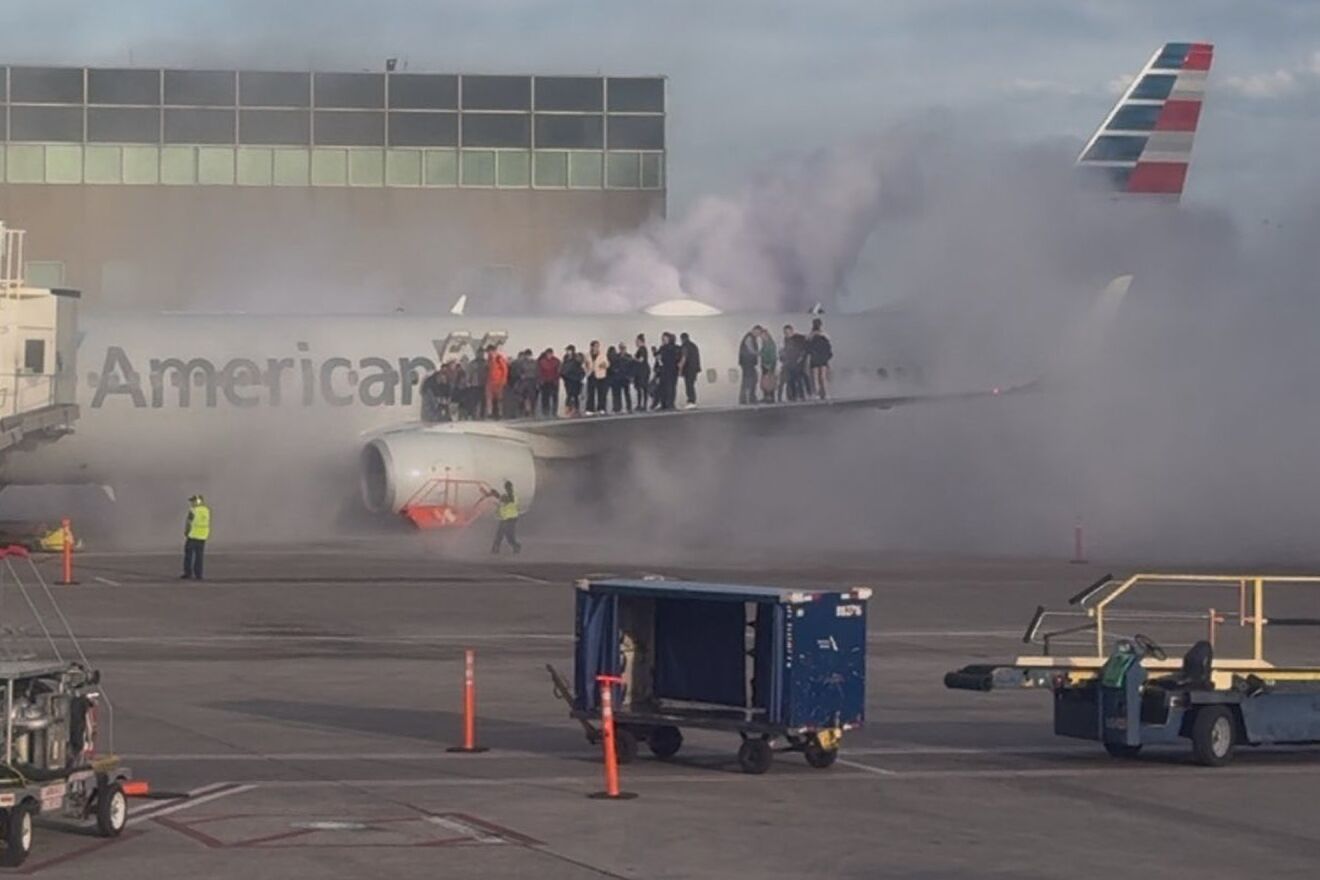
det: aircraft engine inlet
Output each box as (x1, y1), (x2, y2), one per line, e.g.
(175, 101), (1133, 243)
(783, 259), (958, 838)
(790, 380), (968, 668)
(359, 431), (536, 515)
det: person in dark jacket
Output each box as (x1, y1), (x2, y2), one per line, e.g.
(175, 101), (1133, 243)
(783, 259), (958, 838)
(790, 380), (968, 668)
(420, 368), (446, 422)
(806, 317), (834, 400)
(782, 325), (809, 401)
(738, 327), (760, 405)
(655, 332), (681, 410)
(633, 334), (651, 411)
(560, 346), (584, 416)
(678, 332), (702, 408)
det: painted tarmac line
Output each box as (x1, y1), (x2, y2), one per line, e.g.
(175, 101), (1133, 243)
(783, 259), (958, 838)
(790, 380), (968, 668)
(835, 758), (897, 776)
(126, 783), (255, 826)
(76, 632), (572, 644)
(92, 575), (122, 586)
(505, 572), (555, 585)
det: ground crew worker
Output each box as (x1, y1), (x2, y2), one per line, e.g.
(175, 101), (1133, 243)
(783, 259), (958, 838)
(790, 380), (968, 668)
(485, 480), (522, 555)
(181, 494), (210, 580)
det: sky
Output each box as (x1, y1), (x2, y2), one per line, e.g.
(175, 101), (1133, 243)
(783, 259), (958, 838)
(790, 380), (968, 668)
(0, 0), (1316, 226)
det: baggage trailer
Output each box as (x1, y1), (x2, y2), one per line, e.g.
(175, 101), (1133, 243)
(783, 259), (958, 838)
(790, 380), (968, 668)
(945, 572), (1320, 766)
(550, 578), (870, 774)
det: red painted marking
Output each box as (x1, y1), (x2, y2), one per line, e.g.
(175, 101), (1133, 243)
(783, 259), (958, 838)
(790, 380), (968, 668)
(154, 815), (226, 848)
(1128, 162), (1188, 195)
(1155, 99), (1202, 132)
(1184, 44), (1213, 71)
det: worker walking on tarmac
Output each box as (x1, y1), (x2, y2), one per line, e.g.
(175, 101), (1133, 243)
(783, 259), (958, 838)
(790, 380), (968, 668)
(485, 480), (522, 555)
(181, 494), (210, 580)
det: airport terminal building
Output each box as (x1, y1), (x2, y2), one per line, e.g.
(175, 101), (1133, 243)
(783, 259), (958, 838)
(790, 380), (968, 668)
(0, 65), (666, 310)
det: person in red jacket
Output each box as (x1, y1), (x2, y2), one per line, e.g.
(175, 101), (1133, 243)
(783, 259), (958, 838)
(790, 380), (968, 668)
(485, 344), (509, 419)
(536, 348), (562, 417)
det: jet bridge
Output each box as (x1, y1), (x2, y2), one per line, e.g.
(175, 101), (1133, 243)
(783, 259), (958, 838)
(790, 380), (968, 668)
(0, 222), (78, 460)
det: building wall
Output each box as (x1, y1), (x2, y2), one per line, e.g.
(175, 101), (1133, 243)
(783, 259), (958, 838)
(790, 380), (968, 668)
(0, 66), (666, 310)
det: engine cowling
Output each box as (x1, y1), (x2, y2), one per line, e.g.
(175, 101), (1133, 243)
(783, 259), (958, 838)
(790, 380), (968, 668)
(360, 430), (537, 515)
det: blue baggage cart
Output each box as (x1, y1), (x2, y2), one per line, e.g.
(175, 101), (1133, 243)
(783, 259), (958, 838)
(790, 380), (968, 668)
(548, 577), (870, 774)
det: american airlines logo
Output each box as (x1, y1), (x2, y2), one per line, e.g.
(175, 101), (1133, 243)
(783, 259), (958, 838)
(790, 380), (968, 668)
(89, 332), (510, 409)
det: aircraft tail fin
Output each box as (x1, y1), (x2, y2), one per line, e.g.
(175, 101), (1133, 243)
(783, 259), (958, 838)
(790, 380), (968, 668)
(1076, 42), (1214, 200)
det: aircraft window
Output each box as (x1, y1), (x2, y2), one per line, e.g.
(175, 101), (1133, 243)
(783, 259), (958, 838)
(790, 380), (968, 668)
(1082, 135), (1147, 163)
(24, 339), (45, 374)
(1106, 104), (1161, 131)
(1129, 74), (1175, 101)
(707, 368), (718, 384)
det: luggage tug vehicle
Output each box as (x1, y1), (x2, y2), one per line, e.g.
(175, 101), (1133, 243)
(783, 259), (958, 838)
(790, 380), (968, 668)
(946, 573), (1320, 766)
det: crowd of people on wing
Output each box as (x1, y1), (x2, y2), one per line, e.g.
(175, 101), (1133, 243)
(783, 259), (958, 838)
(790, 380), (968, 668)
(418, 318), (833, 423)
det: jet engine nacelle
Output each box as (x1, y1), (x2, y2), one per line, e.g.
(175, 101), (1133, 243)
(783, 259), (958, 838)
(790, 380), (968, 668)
(360, 430), (536, 514)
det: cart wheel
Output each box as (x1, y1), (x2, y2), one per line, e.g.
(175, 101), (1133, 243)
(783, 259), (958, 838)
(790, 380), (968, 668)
(1191, 706), (1236, 767)
(0, 803), (34, 867)
(1103, 742), (1142, 759)
(96, 781), (127, 837)
(737, 738), (773, 775)
(614, 728), (639, 765)
(648, 726), (683, 760)
(803, 739), (839, 769)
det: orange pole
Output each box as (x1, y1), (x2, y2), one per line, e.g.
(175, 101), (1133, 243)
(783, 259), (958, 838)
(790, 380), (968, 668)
(1208, 607), (1216, 648)
(58, 517), (77, 585)
(446, 648), (488, 753)
(589, 674), (636, 800)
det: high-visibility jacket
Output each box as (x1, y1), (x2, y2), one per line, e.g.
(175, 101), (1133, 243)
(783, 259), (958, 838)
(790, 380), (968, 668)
(497, 494), (518, 521)
(188, 504), (212, 540)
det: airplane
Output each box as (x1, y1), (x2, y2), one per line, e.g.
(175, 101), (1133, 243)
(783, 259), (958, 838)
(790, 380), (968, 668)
(0, 42), (1210, 530)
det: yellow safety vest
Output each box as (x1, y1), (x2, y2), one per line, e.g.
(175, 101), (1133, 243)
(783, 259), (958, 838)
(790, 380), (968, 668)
(188, 504), (211, 540)
(497, 498), (518, 521)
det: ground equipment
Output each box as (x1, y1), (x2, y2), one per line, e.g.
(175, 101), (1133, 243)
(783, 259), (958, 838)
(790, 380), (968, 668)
(946, 572), (1320, 766)
(549, 577), (869, 774)
(0, 545), (134, 865)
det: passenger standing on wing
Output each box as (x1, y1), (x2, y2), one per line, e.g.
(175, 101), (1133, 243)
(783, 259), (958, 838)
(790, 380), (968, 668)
(782, 325), (808, 401)
(561, 346), (584, 416)
(537, 348), (561, 417)
(807, 318), (833, 400)
(656, 332), (681, 410)
(633, 334), (651, 411)
(486, 343), (509, 419)
(420, 368), (445, 422)
(517, 349), (538, 417)
(738, 326), (760, 405)
(615, 342), (634, 412)
(181, 494), (210, 581)
(471, 350), (489, 419)
(484, 480), (522, 555)
(679, 332), (702, 409)
(586, 340), (609, 415)
(758, 326), (778, 403)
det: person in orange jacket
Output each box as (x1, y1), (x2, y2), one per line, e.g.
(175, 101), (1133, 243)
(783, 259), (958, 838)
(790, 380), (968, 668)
(485, 343), (509, 419)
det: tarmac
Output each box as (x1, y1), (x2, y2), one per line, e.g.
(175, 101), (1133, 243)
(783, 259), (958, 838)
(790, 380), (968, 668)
(4, 539), (1320, 878)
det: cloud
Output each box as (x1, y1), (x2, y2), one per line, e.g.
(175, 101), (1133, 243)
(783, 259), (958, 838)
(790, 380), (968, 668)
(1223, 49), (1320, 99)
(1005, 77), (1085, 97)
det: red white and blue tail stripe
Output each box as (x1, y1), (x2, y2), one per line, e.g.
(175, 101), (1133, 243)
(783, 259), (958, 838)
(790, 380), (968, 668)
(1077, 42), (1213, 200)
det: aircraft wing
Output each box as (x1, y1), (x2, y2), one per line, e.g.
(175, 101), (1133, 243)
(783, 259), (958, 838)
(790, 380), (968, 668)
(471, 379), (1038, 457)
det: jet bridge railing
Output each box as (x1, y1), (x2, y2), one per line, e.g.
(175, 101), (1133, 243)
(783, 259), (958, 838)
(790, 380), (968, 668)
(1029, 573), (1320, 664)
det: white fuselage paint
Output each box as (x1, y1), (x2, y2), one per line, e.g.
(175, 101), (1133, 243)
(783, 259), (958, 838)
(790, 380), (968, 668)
(1, 310), (923, 486)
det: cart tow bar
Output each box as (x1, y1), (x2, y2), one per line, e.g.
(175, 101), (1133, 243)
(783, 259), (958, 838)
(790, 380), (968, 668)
(546, 664), (601, 744)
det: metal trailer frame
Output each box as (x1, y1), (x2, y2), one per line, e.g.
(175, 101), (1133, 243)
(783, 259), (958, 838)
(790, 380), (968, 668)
(553, 577), (870, 774)
(946, 572), (1320, 766)
(0, 546), (133, 865)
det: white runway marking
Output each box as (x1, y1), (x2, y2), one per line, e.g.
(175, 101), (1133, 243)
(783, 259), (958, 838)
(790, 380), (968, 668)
(126, 781), (254, 825)
(76, 632), (572, 645)
(876, 630), (1021, 638)
(505, 572), (554, 585)
(836, 758), (897, 776)
(93, 576), (121, 586)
